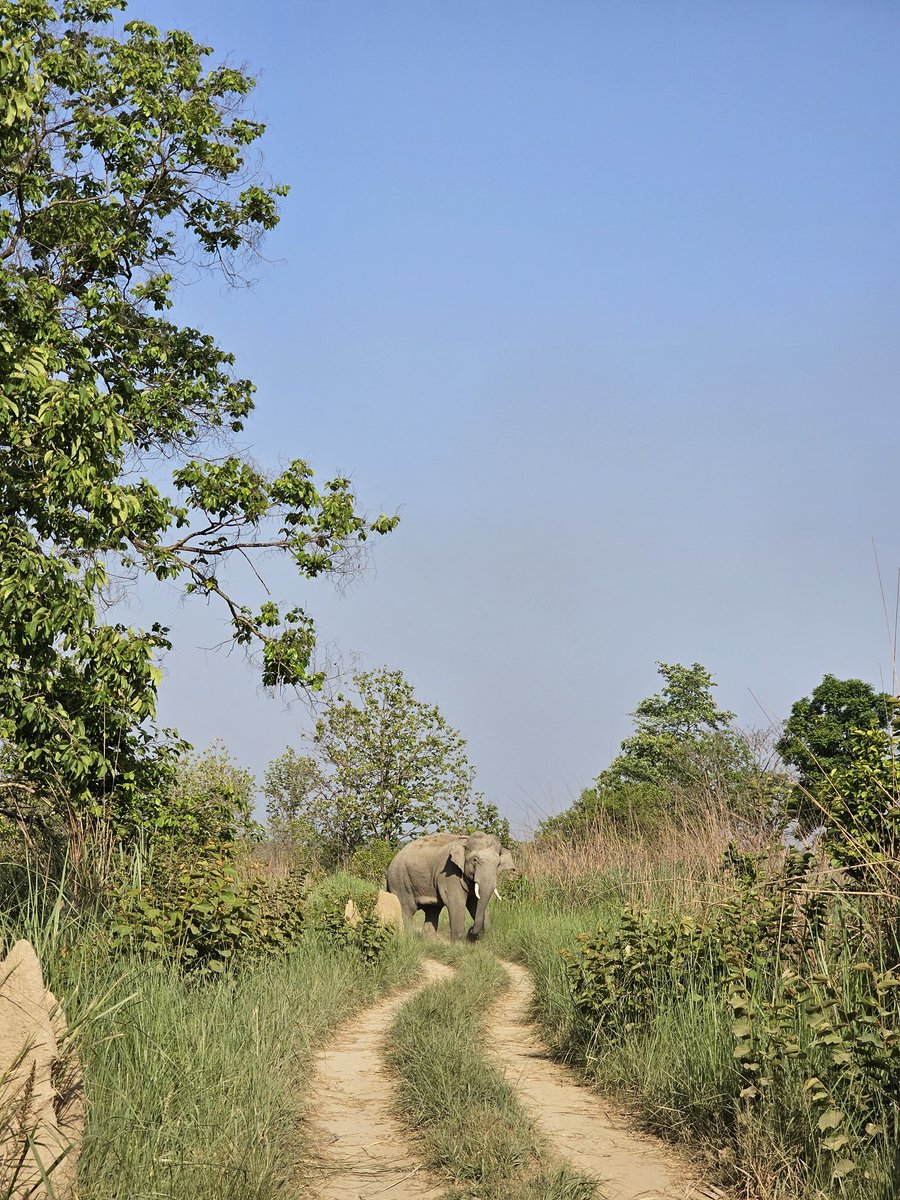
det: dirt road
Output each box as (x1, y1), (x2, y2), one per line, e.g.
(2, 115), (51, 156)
(308, 955), (722, 1200)
(308, 959), (452, 1199)
(489, 960), (723, 1200)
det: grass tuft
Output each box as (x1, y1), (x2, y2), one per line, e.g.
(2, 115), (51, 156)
(387, 943), (598, 1200)
(0, 873), (422, 1200)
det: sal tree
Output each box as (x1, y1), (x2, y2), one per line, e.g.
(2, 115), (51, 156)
(0, 1), (396, 829)
(265, 668), (477, 866)
(776, 674), (899, 830)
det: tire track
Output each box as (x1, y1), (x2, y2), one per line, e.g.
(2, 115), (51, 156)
(307, 959), (453, 1200)
(488, 959), (726, 1200)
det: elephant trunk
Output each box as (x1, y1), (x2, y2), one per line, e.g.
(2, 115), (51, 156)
(468, 868), (496, 939)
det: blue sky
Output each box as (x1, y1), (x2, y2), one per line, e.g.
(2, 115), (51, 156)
(133, 1), (900, 830)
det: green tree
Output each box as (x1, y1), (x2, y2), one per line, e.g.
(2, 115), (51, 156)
(313, 667), (475, 853)
(462, 797), (513, 846)
(542, 662), (782, 835)
(776, 675), (899, 829)
(600, 661), (736, 789)
(819, 726), (900, 883)
(140, 741), (259, 850)
(266, 668), (476, 866)
(262, 747), (323, 861)
(0, 1), (396, 835)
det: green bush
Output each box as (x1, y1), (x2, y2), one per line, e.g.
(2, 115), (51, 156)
(109, 852), (304, 974)
(347, 839), (397, 883)
(561, 848), (900, 1196)
(304, 871), (397, 965)
(313, 899), (396, 966)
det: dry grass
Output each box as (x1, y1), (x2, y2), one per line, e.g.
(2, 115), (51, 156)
(518, 801), (773, 913)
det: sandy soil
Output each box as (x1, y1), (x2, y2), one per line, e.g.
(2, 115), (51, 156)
(307, 959), (452, 1200)
(489, 960), (726, 1200)
(307, 953), (727, 1200)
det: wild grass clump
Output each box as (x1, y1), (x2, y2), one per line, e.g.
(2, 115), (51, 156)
(513, 799), (765, 912)
(490, 823), (900, 1200)
(76, 934), (420, 1199)
(0, 866), (420, 1200)
(387, 943), (598, 1200)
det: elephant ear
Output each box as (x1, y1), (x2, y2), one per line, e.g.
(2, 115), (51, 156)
(447, 840), (467, 873)
(498, 847), (515, 874)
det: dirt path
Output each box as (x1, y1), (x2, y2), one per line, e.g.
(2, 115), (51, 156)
(489, 960), (725, 1200)
(307, 951), (725, 1200)
(307, 959), (452, 1200)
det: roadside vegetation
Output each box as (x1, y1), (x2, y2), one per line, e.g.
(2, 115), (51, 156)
(490, 666), (900, 1200)
(0, 856), (421, 1199)
(76, 935), (419, 1199)
(387, 942), (597, 1200)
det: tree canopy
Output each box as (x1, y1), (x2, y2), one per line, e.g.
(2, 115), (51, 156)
(542, 662), (784, 835)
(776, 674), (899, 829)
(598, 661), (736, 790)
(0, 1), (396, 831)
(264, 668), (483, 866)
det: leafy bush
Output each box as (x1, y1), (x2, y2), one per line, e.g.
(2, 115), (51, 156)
(312, 898), (396, 966)
(133, 743), (261, 850)
(564, 906), (727, 1035)
(304, 873), (397, 965)
(562, 847), (900, 1195)
(347, 839), (397, 884)
(819, 727), (900, 884)
(109, 852), (304, 974)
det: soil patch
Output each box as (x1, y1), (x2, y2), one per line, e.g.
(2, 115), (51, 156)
(307, 959), (453, 1200)
(489, 960), (726, 1200)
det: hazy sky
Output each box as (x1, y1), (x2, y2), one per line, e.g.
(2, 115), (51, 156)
(129, 1), (900, 830)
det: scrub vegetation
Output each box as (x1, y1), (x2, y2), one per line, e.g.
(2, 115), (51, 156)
(489, 797), (900, 1199)
(0, 862), (421, 1199)
(2, 6), (899, 1200)
(387, 942), (598, 1200)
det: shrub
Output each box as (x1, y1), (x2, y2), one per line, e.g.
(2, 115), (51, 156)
(347, 839), (397, 884)
(562, 847), (900, 1195)
(302, 874), (395, 965)
(109, 851), (304, 974)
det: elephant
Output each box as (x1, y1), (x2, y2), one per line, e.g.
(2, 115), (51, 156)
(386, 831), (515, 941)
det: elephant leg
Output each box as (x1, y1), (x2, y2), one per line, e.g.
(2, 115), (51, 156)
(446, 893), (469, 942)
(396, 894), (418, 930)
(465, 890), (486, 941)
(421, 904), (441, 938)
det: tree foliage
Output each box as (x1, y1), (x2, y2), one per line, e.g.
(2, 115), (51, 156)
(462, 797), (513, 847)
(264, 668), (480, 866)
(819, 726), (900, 883)
(262, 747), (322, 866)
(599, 661), (737, 790)
(0, 1), (396, 830)
(776, 674), (899, 828)
(543, 662), (786, 835)
(136, 741), (259, 850)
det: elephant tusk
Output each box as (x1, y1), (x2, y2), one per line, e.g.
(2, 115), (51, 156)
(493, 889), (502, 901)
(474, 882), (481, 900)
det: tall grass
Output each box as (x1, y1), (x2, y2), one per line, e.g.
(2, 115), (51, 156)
(387, 944), (597, 1200)
(0, 869), (421, 1199)
(515, 800), (761, 911)
(488, 820), (900, 1200)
